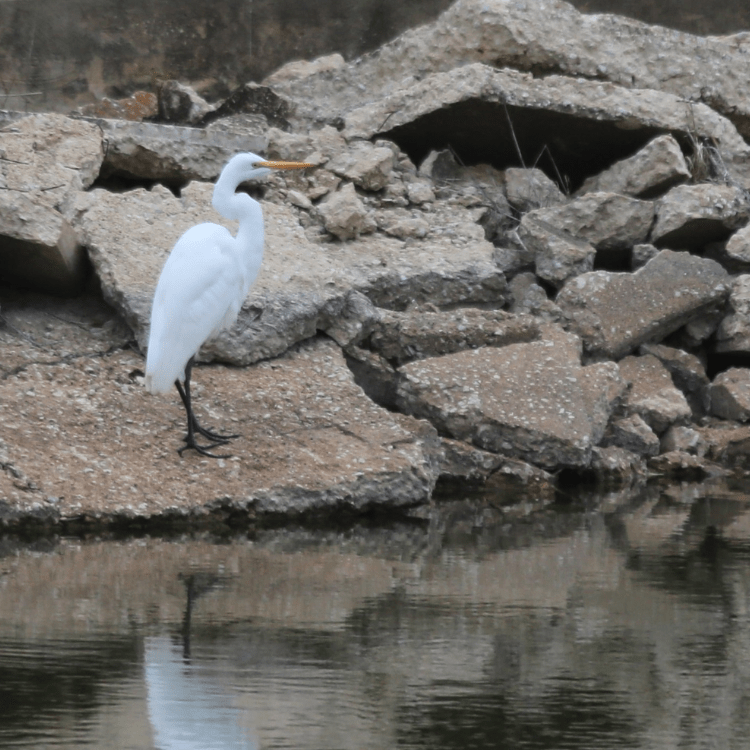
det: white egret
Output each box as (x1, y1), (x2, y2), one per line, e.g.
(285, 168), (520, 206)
(145, 153), (313, 458)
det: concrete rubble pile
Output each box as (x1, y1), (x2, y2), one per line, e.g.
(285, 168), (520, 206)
(3, 0), (750, 527)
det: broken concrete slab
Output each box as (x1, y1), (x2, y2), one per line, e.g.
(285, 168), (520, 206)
(556, 250), (730, 359)
(707, 368), (750, 422)
(96, 118), (268, 183)
(0, 113), (104, 294)
(638, 343), (709, 398)
(577, 135), (690, 199)
(343, 64), (749, 190)
(71, 180), (508, 365)
(396, 332), (626, 470)
(651, 184), (750, 249)
(522, 193), (655, 252)
(618, 354), (693, 434)
(268, 0), (750, 147)
(366, 308), (539, 365)
(0, 338), (441, 523)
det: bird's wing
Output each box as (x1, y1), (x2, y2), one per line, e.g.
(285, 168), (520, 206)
(145, 223), (245, 393)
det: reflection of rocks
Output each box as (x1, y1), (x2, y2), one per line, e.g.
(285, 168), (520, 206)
(3, 484), (750, 747)
(6, 0), (750, 522)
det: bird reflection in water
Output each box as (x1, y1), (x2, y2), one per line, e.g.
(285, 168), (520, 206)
(144, 572), (257, 749)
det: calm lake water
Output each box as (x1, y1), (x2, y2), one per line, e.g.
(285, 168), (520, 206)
(2, 478), (750, 750)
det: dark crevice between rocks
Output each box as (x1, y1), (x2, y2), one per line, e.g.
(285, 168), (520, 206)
(380, 98), (672, 192)
(594, 246), (633, 272)
(705, 349), (750, 379)
(0, 235), (95, 296)
(90, 171), (187, 197)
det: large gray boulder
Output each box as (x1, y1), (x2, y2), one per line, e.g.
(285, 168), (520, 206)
(0, 114), (104, 294)
(97, 118), (267, 182)
(556, 250), (730, 359)
(269, 0), (750, 148)
(343, 64), (749, 185)
(396, 331), (626, 470)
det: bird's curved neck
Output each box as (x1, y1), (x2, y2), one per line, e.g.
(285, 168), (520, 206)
(212, 165), (265, 282)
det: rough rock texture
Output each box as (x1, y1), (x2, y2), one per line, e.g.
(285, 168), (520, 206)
(707, 368), (750, 422)
(0, 336), (441, 522)
(618, 355), (692, 434)
(157, 81), (215, 125)
(7, 1), (750, 524)
(715, 275), (750, 353)
(604, 415), (660, 457)
(557, 250), (730, 359)
(72, 180), (507, 364)
(0, 114), (104, 293)
(396, 331), (626, 470)
(577, 135), (690, 199)
(367, 308), (539, 365)
(518, 216), (595, 289)
(651, 184), (750, 249)
(523, 193), (655, 252)
(505, 168), (566, 213)
(344, 64), (750, 186)
(97, 119), (268, 183)
(270, 0), (750, 146)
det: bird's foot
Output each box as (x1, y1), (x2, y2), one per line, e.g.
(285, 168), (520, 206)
(190, 416), (240, 443)
(178, 435), (232, 459)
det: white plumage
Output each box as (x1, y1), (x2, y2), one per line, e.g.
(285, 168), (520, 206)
(144, 152), (312, 457)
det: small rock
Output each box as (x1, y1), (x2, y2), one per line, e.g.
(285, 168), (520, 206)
(577, 134), (690, 199)
(707, 368), (750, 422)
(661, 425), (708, 456)
(157, 80), (214, 125)
(327, 142), (395, 192)
(405, 180), (435, 204)
(715, 275), (750, 353)
(638, 343), (709, 395)
(318, 183), (377, 240)
(618, 354), (692, 434)
(517, 214), (595, 288)
(505, 167), (566, 213)
(651, 183), (749, 249)
(631, 243), (660, 270)
(604, 414), (660, 456)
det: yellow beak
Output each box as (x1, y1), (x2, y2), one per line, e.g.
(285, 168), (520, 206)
(256, 160), (314, 170)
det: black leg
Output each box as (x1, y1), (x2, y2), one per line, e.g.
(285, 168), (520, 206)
(174, 357), (238, 459)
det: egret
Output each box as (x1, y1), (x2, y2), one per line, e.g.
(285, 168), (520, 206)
(145, 153), (313, 458)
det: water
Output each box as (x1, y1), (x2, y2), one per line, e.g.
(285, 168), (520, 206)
(2, 479), (750, 749)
